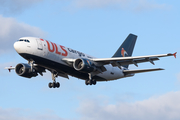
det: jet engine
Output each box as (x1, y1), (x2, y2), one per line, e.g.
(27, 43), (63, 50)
(73, 58), (96, 73)
(15, 63), (38, 78)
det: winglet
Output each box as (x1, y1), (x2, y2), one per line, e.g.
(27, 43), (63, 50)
(173, 52), (177, 58)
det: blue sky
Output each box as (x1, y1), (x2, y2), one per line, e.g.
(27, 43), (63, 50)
(0, 0), (180, 120)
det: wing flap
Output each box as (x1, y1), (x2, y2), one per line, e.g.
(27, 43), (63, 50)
(58, 72), (69, 79)
(111, 57), (159, 67)
(123, 68), (164, 74)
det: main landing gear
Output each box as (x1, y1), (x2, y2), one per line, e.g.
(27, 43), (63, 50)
(48, 71), (60, 88)
(85, 73), (97, 85)
(85, 79), (96, 85)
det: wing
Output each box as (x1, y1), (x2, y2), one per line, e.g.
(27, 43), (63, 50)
(91, 52), (177, 67)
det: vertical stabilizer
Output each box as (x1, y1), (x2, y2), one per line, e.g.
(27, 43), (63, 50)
(112, 34), (137, 68)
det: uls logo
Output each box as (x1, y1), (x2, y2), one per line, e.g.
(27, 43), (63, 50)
(121, 48), (128, 57)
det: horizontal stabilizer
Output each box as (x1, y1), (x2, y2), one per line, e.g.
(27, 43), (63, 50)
(123, 68), (164, 74)
(4, 67), (15, 69)
(4, 66), (15, 72)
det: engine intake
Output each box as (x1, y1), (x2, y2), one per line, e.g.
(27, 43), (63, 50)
(15, 63), (38, 78)
(73, 58), (96, 73)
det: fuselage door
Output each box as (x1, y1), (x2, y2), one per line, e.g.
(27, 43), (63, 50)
(36, 39), (43, 50)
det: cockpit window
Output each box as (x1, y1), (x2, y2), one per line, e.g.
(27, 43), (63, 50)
(18, 39), (30, 43)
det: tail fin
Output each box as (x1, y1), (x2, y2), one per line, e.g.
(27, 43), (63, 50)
(112, 33), (137, 68)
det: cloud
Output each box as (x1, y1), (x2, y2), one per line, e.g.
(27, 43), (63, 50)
(78, 91), (180, 120)
(0, 0), (171, 15)
(134, 0), (170, 11)
(0, 0), (43, 15)
(0, 15), (46, 54)
(70, 0), (171, 11)
(0, 108), (65, 120)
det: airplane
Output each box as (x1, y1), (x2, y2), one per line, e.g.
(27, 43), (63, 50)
(5, 34), (177, 88)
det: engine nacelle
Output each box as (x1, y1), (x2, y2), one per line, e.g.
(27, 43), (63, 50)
(15, 63), (38, 78)
(73, 58), (96, 73)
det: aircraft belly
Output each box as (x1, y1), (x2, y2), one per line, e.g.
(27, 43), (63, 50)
(97, 66), (124, 81)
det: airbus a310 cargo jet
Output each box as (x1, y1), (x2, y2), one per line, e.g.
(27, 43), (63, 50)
(5, 34), (177, 88)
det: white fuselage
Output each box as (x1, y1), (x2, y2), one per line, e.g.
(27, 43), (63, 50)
(14, 37), (126, 81)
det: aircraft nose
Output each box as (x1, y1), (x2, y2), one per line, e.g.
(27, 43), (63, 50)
(14, 41), (21, 53)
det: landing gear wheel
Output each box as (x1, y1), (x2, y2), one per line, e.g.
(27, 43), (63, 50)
(85, 80), (89, 85)
(56, 82), (60, 88)
(85, 79), (97, 86)
(48, 82), (60, 88)
(93, 80), (96, 85)
(48, 83), (52, 88)
(89, 80), (92, 85)
(52, 82), (56, 88)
